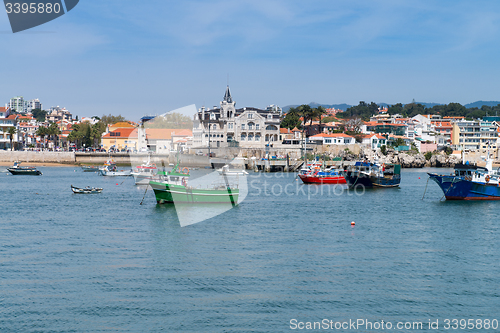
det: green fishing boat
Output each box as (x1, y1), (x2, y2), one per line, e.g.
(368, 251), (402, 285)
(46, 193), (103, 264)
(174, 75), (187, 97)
(150, 164), (239, 204)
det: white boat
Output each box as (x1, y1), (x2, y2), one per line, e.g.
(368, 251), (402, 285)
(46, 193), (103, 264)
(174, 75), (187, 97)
(131, 156), (158, 185)
(71, 185), (103, 194)
(100, 168), (132, 176)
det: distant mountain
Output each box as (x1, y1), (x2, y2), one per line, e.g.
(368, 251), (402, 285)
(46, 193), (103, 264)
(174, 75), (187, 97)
(282, 100), (500, 113)
(464, 101), (500, 109)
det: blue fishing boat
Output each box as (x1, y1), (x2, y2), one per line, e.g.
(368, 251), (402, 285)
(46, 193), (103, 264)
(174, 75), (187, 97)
(428, 154), (500, 200)
(342, 160), (401, 188)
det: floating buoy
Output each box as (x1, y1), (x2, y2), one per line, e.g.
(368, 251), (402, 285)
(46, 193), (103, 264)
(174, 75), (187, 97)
(418, 177), (420, 179)
(351, 221), (355, 226)
(116, 183), (119, 185)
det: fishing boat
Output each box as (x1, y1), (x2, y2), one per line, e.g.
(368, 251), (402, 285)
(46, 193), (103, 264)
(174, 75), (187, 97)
(71, 185), (103, 194)
(7, 161), (42, 175)
(428, 150), (500, 200)
(99, 159), (132, 176)
(81, 165), (100, 172)
(131, 156), (158, 185)
(149, 163), (239, 204)
(299, 167), (346, 184)
(342, 159), (401, 188)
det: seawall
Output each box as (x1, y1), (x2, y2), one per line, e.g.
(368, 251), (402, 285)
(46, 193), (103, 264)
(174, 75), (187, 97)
(0, 151), (211, 167)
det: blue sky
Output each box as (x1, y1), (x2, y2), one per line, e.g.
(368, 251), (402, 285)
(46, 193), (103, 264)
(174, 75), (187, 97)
(1, 0), (500, 120)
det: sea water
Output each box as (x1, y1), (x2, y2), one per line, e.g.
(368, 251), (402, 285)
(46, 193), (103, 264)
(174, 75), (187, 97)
(1, 167), (499, 332)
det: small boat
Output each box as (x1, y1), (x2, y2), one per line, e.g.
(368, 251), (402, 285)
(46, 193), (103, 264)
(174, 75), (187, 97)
(71, 185), (103, 194)
(150, 162), (239, 204)
(131, 156), (158, 185)
(81, 165), (100, 172)
(7, 161), (42, 175)
(99, 159), (132, 176)
(428, 151), (500, 200)
(342, 159), (401, 188)
(100, 168), (132, 176)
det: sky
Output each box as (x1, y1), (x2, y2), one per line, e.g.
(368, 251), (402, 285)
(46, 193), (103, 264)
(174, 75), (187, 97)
(1, 0), (500, 120)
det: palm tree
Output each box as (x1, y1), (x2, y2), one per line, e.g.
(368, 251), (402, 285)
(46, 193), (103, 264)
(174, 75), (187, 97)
(7, 127), (17, 151)
(36, 126), (48, 149)
(48, 123), (61, 150)
(315, 106), (327, 133)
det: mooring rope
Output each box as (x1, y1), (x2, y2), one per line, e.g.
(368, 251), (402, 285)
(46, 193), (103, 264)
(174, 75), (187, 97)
(422, 177), (430, 200)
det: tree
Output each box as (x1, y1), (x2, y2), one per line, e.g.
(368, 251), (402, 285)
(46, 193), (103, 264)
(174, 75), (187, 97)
(392, 138), (405, 147)
(36, 126), (48, 149)
(31, 109), (47, 122)
(47, 123), (61, 150)
(380, 145), (387, 156)
(7, 127), (17, 151)
(101, 114), (126, 125)
(280, 107), (302, 129)
(297, 105), (314, 126)
(315, 106), (327, 133)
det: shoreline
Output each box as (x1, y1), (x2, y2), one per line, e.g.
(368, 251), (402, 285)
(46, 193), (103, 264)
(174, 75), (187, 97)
(0, 161), (78, 167)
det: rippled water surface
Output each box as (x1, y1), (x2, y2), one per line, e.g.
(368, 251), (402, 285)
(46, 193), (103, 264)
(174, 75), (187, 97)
(1, 167), (499, 332)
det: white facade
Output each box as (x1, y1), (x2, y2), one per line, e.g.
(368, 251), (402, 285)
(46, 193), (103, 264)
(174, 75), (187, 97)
(192, 86), (281, 149)
(8, 96), (25, 113)
(26, 99), (42, 112)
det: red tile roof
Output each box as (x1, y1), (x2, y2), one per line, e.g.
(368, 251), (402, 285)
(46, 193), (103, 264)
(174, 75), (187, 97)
(280, 128), (292, 134)
(102, 128), (138, 138)
(310, 133), (353, 138)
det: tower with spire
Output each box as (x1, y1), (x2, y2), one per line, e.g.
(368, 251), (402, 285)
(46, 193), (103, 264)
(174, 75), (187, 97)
(220, 85), (235, 119)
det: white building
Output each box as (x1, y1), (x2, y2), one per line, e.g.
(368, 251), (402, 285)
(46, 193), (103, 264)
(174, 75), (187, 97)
(307, 133), (356, 145)
(8, 96), (25, 113)
(192, 86), (281, 149)
(0, 107), (20, 149)
(26, 99), (42, 112)
(47, 107), (72, 122)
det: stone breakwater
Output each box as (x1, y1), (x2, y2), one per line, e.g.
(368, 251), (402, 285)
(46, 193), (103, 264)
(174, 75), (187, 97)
(378, 152), (460, 168)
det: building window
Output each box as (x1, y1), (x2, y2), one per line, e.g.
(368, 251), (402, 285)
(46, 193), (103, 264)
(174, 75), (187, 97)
(248, 113), (253, 119)
(241, 124), (245, 130)
(256, 124), (259, 130)
(267, 114), (272, 119)
(248, 122), (254, 130)
(248, 134), (254, 141)
(241, 134), (246, 141)
(325, 139), (331, 143)
(255, 134), (261, 141)
(266, 125), (277, 131)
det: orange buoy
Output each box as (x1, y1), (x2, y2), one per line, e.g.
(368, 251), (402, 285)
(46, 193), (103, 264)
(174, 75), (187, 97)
(351, 221), (355, 226)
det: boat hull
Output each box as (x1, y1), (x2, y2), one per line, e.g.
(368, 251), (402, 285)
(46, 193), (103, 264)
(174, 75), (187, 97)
(71, 186), (103, 194)
(428, 173), (500, 200)
(7, 168), (42, 175)
(81, 166), (99, 172)
(343, 171), (400, 188)
(99, 169), (132, 176)
(298, 174), (346, 184)
(150, 181), (239, 204)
